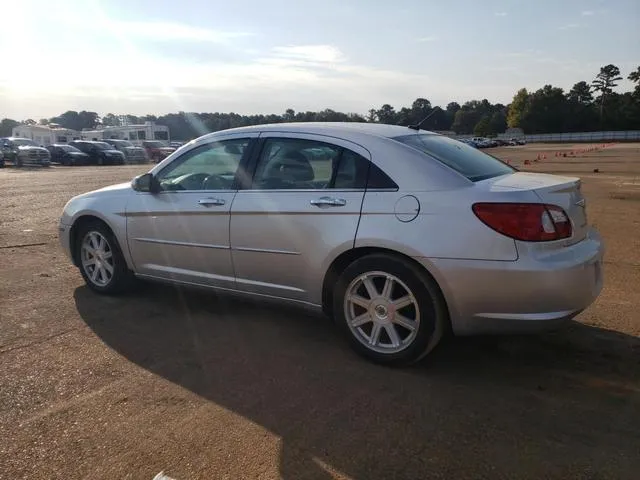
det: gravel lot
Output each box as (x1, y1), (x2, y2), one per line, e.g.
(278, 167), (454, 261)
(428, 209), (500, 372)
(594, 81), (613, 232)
(1, 143), (639, 479)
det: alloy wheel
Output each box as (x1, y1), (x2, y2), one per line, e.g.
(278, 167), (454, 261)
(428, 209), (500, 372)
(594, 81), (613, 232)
(80, 231), (114, 287)
(344, 271), (420, 354)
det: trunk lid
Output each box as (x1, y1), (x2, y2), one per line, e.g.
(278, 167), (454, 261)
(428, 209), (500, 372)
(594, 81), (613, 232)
(486, 172), (589, 243)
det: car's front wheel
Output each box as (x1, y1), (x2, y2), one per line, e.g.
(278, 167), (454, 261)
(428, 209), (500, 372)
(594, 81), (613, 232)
(76, 221), (134, 294)
(333, 254), (447, 366)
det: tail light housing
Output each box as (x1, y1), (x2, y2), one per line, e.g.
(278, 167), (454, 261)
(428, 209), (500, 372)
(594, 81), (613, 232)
(472, 203), (572, 242)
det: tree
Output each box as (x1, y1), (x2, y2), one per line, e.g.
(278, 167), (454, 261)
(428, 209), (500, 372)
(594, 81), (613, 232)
(0, 118), (19, 136)
(473, 116), (491, 136)
(592, 64), (623, 123)
(284, 109), (295, 121)
(375, 104), (397, 124)
(38, 118), (49, 125)
(451, 109), (480, 134)
(568, 81), (593, 104)
(522, 85), (566, 133)
(628, 66), (640, 96)
(507, 88), (529, 128)
(488, 111), (507, 135)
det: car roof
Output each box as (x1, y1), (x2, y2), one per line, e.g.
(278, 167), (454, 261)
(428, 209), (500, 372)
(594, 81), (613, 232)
(203, 122), (437, 141)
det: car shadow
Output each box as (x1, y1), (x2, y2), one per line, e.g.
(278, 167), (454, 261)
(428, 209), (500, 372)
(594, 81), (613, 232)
(74, 284), (640, 479)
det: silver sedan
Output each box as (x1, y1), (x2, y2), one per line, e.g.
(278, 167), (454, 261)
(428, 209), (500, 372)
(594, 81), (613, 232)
(59, 123), (604, 365)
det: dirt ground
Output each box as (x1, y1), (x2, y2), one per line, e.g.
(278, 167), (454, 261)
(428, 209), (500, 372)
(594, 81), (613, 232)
(1, 143), (639, 480)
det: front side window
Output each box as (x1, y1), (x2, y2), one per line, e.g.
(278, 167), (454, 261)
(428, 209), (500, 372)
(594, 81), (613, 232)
(156, 138), (249, 191)
(393, 134), (514, 182)
(251, 138), (368, 190)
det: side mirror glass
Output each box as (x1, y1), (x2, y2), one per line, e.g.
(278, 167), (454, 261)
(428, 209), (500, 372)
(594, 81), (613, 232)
(131, 173), (160, 193)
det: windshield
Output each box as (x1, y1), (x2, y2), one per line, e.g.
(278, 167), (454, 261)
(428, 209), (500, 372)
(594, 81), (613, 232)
(392, 134), (515, 182)
(94, 142), (112, 150)
(110, 140), (133, 147)
(12, 139), (37, 147)
(60, 145), (81, 153)
(144, 141), (164, 148)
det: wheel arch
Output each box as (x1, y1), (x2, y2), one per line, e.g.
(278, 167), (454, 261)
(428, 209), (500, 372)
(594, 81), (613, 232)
(321, 247), (452, 329)
(69, 214), (130, 269)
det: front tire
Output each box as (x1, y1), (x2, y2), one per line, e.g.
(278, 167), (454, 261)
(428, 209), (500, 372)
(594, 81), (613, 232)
(75, 221), (134, 294)
(333, 254), (447, 366)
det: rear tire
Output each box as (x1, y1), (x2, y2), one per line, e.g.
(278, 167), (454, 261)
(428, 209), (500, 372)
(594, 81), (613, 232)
(333, 253), (447, 366)
(75, 221), (135, 294)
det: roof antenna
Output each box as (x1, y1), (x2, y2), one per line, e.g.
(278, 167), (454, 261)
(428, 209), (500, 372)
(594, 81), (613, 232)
(408, 106), (442, 131)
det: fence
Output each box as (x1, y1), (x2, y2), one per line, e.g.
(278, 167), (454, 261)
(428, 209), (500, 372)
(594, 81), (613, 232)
(506, 131), (640, 143)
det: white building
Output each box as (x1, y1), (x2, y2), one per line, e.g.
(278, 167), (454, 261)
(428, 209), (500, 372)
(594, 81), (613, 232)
(81, 122), (170, 146)
(11, 124), (80, 146)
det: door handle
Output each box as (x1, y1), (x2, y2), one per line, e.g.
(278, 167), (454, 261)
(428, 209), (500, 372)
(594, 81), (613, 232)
(198, 197), (225, 206)
(310, 196), (347, 208)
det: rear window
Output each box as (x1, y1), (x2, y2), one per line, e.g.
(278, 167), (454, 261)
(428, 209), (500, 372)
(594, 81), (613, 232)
(392, 134), (514, 182)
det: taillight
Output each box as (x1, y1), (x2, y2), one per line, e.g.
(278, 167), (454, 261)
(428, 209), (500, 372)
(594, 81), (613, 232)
(472, 203), (572, 242)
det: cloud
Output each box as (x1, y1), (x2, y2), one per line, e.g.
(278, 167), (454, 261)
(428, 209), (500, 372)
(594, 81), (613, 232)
(54, 13), (254, 44)
(417, 36), (438, 43)
(558, 23), (580, 30)
(271, 45), (345, 63)
(114, 21), (254, 43)
(495, 12), (508, 17)
(581, 10), (594, 16)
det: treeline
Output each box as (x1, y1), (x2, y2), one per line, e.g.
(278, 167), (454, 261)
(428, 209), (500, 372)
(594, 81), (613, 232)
(1, 64), (638, 140)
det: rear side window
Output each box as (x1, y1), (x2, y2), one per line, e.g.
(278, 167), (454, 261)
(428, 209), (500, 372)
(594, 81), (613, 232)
(392, 134), (514, 182)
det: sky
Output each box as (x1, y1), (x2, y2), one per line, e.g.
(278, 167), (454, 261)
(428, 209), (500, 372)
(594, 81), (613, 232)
(1, 0), (638, 119)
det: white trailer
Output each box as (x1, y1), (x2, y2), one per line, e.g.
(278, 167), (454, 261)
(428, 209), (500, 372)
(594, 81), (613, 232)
(82, 122), (170, 146)
(11, 124), (79, 146)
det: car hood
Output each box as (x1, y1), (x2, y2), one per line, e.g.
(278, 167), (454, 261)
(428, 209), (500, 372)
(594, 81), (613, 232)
(76, 182), (133, 199)
(68, 151), (89, 156)
(103, 149), (124, 155)
(18, 145), (48, 152)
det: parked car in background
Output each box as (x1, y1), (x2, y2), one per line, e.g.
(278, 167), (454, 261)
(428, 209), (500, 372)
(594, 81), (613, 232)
(47, 144), (90, 166)
(58, 122), (604, 366)
(0, 137), (51, 167)
(509, 137), (526, 145)
(459, 139), (478, 148)
(169, 141), (184, 149)
(103, 139), (148, 164)
(142, 140), (176, 162)
(0, 149), (4, 168)
(68, 140), (125, 165)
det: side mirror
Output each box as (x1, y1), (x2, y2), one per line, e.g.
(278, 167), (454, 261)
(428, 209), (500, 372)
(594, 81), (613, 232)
(131, 173), (160, 193)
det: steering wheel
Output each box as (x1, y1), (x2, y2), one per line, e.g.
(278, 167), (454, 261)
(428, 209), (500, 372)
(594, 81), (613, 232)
(201, 174), (228, 190)
(173, 172), (210, 190)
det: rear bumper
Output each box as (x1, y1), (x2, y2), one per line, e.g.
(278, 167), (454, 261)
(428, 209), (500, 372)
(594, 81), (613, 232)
(417, 228), (604, 335)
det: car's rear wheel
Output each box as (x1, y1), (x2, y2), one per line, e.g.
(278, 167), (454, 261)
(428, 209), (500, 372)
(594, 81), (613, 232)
(76, 221), (134, 294)
(333, 254), (447, 366)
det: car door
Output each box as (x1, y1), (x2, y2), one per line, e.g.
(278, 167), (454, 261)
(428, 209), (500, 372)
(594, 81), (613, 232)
(126, 134), (257, 289)
(229, 133), (370, 305)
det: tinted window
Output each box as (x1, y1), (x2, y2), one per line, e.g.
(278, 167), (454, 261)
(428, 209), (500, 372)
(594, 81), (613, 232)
(367, 163), (398, 190)
(393, 134), (514, 182)
(137, 131), (146, 140)
(251, 138), (369, 190)
(252, 139), (339, 190)
(154, 131), (168, 140)
(156, 138), (248, 191)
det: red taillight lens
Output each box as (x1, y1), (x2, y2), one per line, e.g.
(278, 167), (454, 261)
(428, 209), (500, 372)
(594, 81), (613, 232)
(472, 203), (573, 242)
